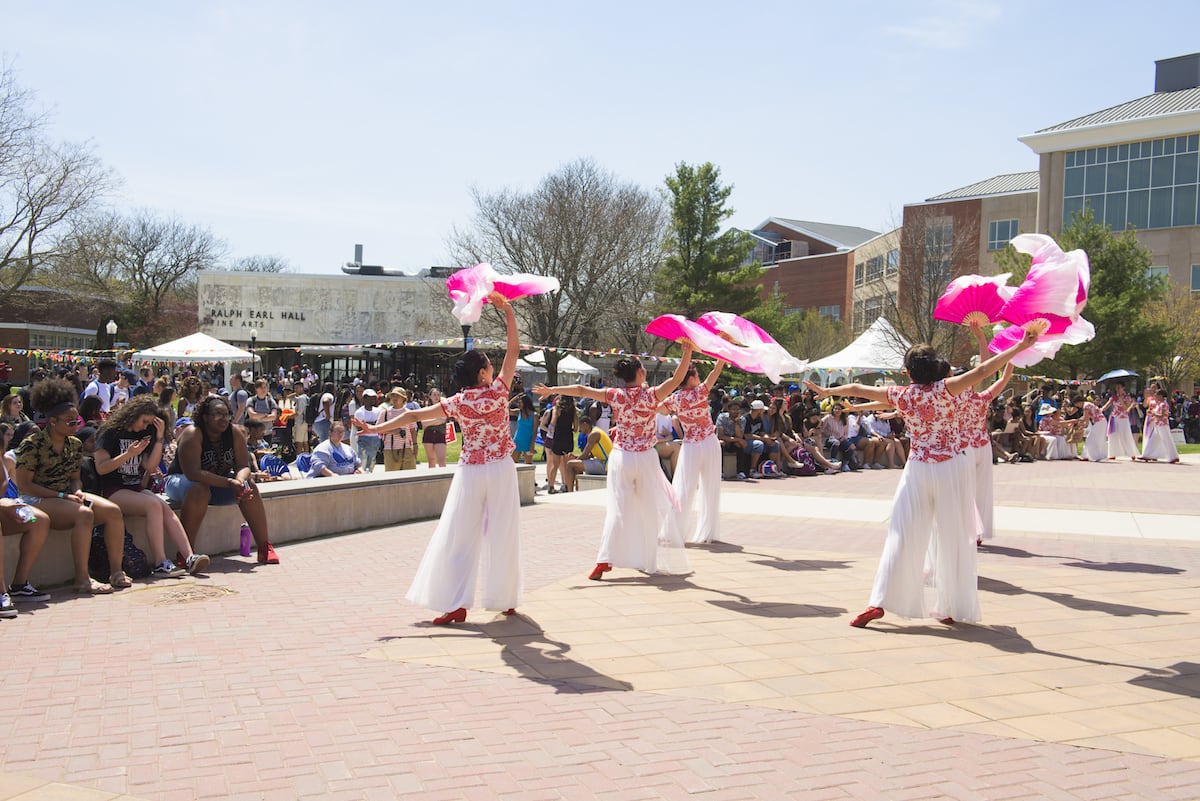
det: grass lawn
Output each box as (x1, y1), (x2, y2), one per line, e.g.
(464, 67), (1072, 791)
(1178, 443), (1200, 455)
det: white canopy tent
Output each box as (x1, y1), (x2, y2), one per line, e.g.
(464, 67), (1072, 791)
(133, 332), (259, 386)
(522, 350), (599, 380)
(804, 317), (910, 386)
(514, 357), (547, 381)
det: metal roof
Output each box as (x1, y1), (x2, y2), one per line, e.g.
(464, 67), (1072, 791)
(767, 218), (881, 250)
(1036, 86), (1200, 133)
(924, 171), (1040, 202)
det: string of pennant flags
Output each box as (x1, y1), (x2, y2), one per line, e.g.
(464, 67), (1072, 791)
(1, 341), (1097, 384)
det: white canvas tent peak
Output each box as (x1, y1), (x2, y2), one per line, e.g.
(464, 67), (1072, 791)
(134, 332), (258, 363)
(805, 317), (910, 374)
(522, 350), (599, 375)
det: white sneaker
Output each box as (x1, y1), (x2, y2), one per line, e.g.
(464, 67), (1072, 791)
(0, 593), (16, 618)
(749, 470), (762, 479)
(153, 560), (186, 578)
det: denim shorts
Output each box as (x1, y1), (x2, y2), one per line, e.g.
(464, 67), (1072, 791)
(163, 475), (237, 506)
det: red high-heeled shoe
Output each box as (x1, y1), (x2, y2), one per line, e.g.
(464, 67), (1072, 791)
(432, 607), (467, 625)
(938, 617), (955, 625)
(502, 608), (516, 616)
(849, 606), (884, 628)
(588, 562), (612, 581)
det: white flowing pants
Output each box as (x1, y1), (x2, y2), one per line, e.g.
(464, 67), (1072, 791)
(406, 458), (521, 612)
(1083, 421), (1108, 461)
(598, 448), (687, 574)
(870, 454), (979, 623)
(1141, 423), (1179, 461)
(1108, 416), (1137, 459)
(968, 444), (994, 542)
(671, 434), (722, 544)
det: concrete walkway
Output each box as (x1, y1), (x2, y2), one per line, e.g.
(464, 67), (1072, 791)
(1, 455), (1198, 799)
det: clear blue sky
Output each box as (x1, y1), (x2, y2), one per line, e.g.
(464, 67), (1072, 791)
(4, 1), (1199, 275)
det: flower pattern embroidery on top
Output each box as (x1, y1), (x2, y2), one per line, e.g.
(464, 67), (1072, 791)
(886, 380), (963, 464)
(1145, 398), (1170, 429)
(956, 389), (994, 450)
(1038, 417), (1062, 435)
(661, 386), (715, 443)
(1110, 394), (1131, 419)
(604, 385), (659, 452)
(439, 378), (515, 465)
(1083, 401), (1105, 425)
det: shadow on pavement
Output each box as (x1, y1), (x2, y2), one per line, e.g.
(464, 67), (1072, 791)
(981, 545), (1185, 575)
(688, 541), (853, 572)
(489, 618), (633, 694)
(1129, 662), (1200, 699)
(978, 575), (1185, 617)
(706, 599), (845, 618)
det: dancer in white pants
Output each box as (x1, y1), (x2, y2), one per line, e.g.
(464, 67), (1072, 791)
(360, 293), (522, 625)
(661, 359), (726, 544)
(536, 344), (694, 581)
(805, 325), (1039, 628)
(1103, 382), (1138, 460)
(1076, 396), (1109, 462)
(962, 323), (1015, 544)
(1140, 388), (1180, 463)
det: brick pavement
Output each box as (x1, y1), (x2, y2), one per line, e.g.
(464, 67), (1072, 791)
(0, 457), (1197, 800)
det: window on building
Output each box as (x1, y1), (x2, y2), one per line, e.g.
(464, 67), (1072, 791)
(854, 299), (865, 332)
(987, 219), (1020, 250)
(1064, 134), (1200, 231)
(854, 263), (864, 286)
(924, 221), (953, 283)
(865, 256), (884, 283)
(818, 305), (840, 322)
(1148, 266), (1170, 283)
(886, 249), (899, 275)
(1192, 264), (1200, 297)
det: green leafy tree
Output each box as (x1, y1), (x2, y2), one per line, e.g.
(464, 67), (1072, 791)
(654, 162), (762, 319)
(991, 209), (1168, 379)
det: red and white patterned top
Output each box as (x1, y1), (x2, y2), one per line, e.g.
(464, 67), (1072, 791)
(1110, 393), (1131, 419)
(886, 380), (963, 464)
(956, 388), (994, 450)
(1083, 401), (1105, 425)
(439, 378), (514, 465)
(1038, 416), (1062, 435)
(604, 385), (659, 452)
(1145, 398), (1170, 429)
(661, 386), (714, 443)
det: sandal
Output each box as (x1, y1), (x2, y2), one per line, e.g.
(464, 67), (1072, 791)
(109, 571), (133, 589)
(75, 579), (113, 595)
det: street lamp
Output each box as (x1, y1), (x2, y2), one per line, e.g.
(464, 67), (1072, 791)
(105, 319), (118, 351)
(249, 327), (258, 377)
(462, 323), (473, 352)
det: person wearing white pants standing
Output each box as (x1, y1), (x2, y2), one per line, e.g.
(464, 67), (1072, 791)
(536, 344), (694, 581)
(661, 359), (726, 544)
(805, 325), (1039, 628)
(957, 364), (1014, 545)
(1139, 388), (1180, 463)
(359, 293), (522, 625)
(1103, 382), (1138, 460)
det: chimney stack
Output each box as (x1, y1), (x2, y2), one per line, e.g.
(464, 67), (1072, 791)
(1155, 53), (1200, 93)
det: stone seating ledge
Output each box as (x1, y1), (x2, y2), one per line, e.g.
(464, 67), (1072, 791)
(4, 464), (536, 589)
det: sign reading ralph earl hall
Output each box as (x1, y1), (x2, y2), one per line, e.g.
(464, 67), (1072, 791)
(197, 271), (459, 345)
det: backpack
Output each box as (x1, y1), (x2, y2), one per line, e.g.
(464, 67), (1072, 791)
(89, 527), (151, 581)
(304, 392), (320, 425)
(788, 446), (818, 476)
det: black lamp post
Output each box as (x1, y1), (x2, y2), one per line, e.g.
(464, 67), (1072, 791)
(249, 327), (258, 377)
(462, 323), (472, 352)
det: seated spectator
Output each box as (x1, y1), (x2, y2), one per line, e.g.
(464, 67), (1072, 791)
(798, 410), (841, 474)
(0, 455), (52, 615)
(1, 393), (29, 427)
(93, 396), (210, 577)
(742, 400), (779, 477)
(165, 396), (278, 564)
(561, 417), (612, 490)
(821, 402), (861, 471)
(14, 378), (127, 593)
(864, 411), (906, 468)
(715, 399), (752, 479)
(308, 422), (362, 477)
(77, 395), (104, 427)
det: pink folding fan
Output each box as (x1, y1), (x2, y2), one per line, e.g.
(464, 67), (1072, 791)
(933, 273), (1015, 326)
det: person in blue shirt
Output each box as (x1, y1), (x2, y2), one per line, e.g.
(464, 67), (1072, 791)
(308, 422), (362, 477)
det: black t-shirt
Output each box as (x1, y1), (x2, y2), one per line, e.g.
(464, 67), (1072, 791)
(95, 426), (154, 491)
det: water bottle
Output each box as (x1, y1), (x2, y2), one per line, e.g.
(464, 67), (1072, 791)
(239, 522), (253, 557)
